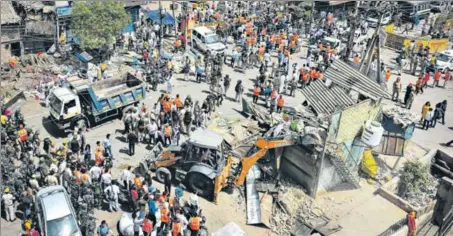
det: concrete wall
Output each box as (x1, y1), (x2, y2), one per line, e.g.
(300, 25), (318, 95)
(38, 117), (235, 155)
(280, 145), (318, 196)
(335, 99), (382, 143)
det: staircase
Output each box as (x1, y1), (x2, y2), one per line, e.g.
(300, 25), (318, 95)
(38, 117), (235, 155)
(327, 154), (361, 189)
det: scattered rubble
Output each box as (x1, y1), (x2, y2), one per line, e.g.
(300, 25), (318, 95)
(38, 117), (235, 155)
(269, 177), (339, 235)
(382, 104), (420, 128)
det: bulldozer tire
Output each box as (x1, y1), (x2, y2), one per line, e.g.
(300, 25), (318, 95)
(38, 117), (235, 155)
(156, 167), (171, 183)
(187, 172), (214, 199)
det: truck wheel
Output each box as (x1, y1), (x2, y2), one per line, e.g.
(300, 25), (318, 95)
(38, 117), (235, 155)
(75, 119), (87, 132)
(187, 172), (214, 199)
(156, 167), (171, 183)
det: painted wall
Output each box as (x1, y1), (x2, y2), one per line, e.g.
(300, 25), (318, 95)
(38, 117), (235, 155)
(335, 99), (382, 144)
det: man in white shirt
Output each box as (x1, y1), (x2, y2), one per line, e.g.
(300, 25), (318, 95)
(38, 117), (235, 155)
(101, 168), (112, 190)
(104, 181), (120, 212)
(147, 120), (158, 145)
(90, 163), (102, 182)
(120, 166), (132, 191)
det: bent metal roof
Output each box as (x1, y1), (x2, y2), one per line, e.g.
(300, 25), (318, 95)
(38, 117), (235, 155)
(325, 59), (392, 100)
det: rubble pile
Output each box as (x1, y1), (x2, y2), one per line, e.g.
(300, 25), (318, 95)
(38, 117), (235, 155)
(382, 104), (420, 127)
(270, 178), (338, 235)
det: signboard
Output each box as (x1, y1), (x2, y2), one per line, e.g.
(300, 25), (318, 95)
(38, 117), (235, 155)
(56, 6), (73, 16)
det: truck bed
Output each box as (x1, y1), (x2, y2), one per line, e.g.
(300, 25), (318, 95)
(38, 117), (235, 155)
(92, 72), (143, 99)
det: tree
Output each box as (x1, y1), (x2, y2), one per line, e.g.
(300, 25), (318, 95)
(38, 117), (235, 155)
(71, 0), (130, 50)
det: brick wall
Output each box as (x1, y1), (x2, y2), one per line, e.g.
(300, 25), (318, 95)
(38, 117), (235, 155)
(336, 99), (382, 144)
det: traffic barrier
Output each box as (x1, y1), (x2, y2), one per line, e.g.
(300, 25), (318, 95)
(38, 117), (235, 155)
(385, 32), (449, 53)
(384, 24), (394, 33)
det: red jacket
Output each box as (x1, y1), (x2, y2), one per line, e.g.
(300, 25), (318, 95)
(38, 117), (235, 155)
(424, 72), (430, 82)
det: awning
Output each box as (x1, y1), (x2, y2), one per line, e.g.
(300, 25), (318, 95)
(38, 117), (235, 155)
(146, 10), (175, 25)
(162, 13), (175, 25)
(147, 10), (161, 23)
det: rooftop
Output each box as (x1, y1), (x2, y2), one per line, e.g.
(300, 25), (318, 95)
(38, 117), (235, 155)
(325, 59), (392, 100)
(300, 80), (356, 115)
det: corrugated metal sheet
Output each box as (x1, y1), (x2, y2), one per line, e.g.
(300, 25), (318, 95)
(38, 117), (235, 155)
(300, 80), (355, 115)
(325, 59), (392, 100)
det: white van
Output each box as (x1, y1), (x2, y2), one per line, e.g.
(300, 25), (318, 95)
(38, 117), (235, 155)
(436, 50), (453, 73)
(191, 26), (226, 55)
(36, 186), (82, 236)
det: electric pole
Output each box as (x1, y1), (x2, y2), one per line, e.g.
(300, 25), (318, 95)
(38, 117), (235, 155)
(158, 0), (163, 52)
(344, 1), (359, 60)
(309, 1), (315, 30)
(171, 0), (177, 37)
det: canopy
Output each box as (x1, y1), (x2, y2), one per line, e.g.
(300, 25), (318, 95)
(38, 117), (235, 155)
(146, 10), (175, 25)
(162, 13), (175, 25)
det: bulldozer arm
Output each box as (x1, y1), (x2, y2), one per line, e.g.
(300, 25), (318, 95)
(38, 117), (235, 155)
(233, 138), (295, 186)
(213, 156), (234, 203)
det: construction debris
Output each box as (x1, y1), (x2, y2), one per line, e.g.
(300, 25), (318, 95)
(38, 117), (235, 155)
(382, 104), (420, 128)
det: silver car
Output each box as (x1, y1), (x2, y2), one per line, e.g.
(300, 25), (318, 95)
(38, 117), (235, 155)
(36, 186), (81, 236)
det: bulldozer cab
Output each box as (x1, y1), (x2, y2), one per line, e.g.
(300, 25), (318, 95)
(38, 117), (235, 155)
(182, 129), (226, 171)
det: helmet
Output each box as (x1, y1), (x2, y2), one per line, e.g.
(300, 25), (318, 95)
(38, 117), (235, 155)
(4, 188), (10, 193)
(63, 139), (67, 144)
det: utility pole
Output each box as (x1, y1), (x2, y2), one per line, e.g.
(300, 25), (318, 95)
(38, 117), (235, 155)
(171, 0), (177, 37)
(376, 13), (384, 84)
(310, 1), (315, 30)
(344, 1), (359, 60)
(158, 0), (163, 51)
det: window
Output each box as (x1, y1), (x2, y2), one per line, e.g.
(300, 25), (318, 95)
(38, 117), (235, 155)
(63, 99), (76, 114)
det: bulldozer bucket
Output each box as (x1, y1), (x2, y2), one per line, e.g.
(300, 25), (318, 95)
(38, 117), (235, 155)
(138, 142), (164, 175)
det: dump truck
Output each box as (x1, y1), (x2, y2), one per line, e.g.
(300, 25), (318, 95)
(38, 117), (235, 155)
(139, 129), (300, 202)
(47, 70), (146, 132)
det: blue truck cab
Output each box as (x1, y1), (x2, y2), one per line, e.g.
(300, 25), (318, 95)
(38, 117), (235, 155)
(48, 70), (146, 132)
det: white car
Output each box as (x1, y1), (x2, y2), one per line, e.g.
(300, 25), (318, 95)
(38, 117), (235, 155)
(191, 26), (226, 56)
(436, 50), (453, 73)
(36, 186), (82, 236)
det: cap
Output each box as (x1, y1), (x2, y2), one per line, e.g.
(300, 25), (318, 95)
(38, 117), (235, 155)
(4, 188), (10, 193)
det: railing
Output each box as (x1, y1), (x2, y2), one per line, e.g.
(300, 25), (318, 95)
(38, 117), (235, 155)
(439, 208), (453, 236)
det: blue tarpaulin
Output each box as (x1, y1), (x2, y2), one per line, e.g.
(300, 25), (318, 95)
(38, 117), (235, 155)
(162, 13), (175, 25)
(146, 10), (175, 25)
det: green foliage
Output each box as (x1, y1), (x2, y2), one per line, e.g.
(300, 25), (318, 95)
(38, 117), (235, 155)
(71, 0), (130, 50)
(397, 161), (430, 198)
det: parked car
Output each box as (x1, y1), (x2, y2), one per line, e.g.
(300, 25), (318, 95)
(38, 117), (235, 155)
(36, 186), (82, 236)
(436, 50), (453, 73)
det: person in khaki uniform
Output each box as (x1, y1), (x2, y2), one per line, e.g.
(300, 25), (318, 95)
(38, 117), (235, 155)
(2, 188), (16, 222)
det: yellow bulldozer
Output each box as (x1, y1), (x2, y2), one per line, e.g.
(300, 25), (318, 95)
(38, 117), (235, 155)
(139, 129), (299, 202)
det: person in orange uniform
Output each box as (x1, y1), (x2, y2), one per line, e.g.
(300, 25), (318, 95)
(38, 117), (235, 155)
(318, 42), (323, 51)
(276, 34), (282, 49)
(189, 214), (203, 235)
(309, 67), (316, 85)
(160, 202), (171, 231)
(172, 218), (182, 236)
(385, 69), (392, 83)
(353, 54), (360, 65)
(95, 141), (104, 166)
(164, 123), (172, 146)
(174, 39), (181, 52)
(277, 95), (284, 113)
(133, 174), (143, 190)
(270, 33), (276, 49)
(163, 97), (171, 114)
(17, 124), (28, 151)
(253, 85), (261, 104)
(433, 69), (442, 87)
(175, 94), (183, 110)
(290, 40), (297, 54)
